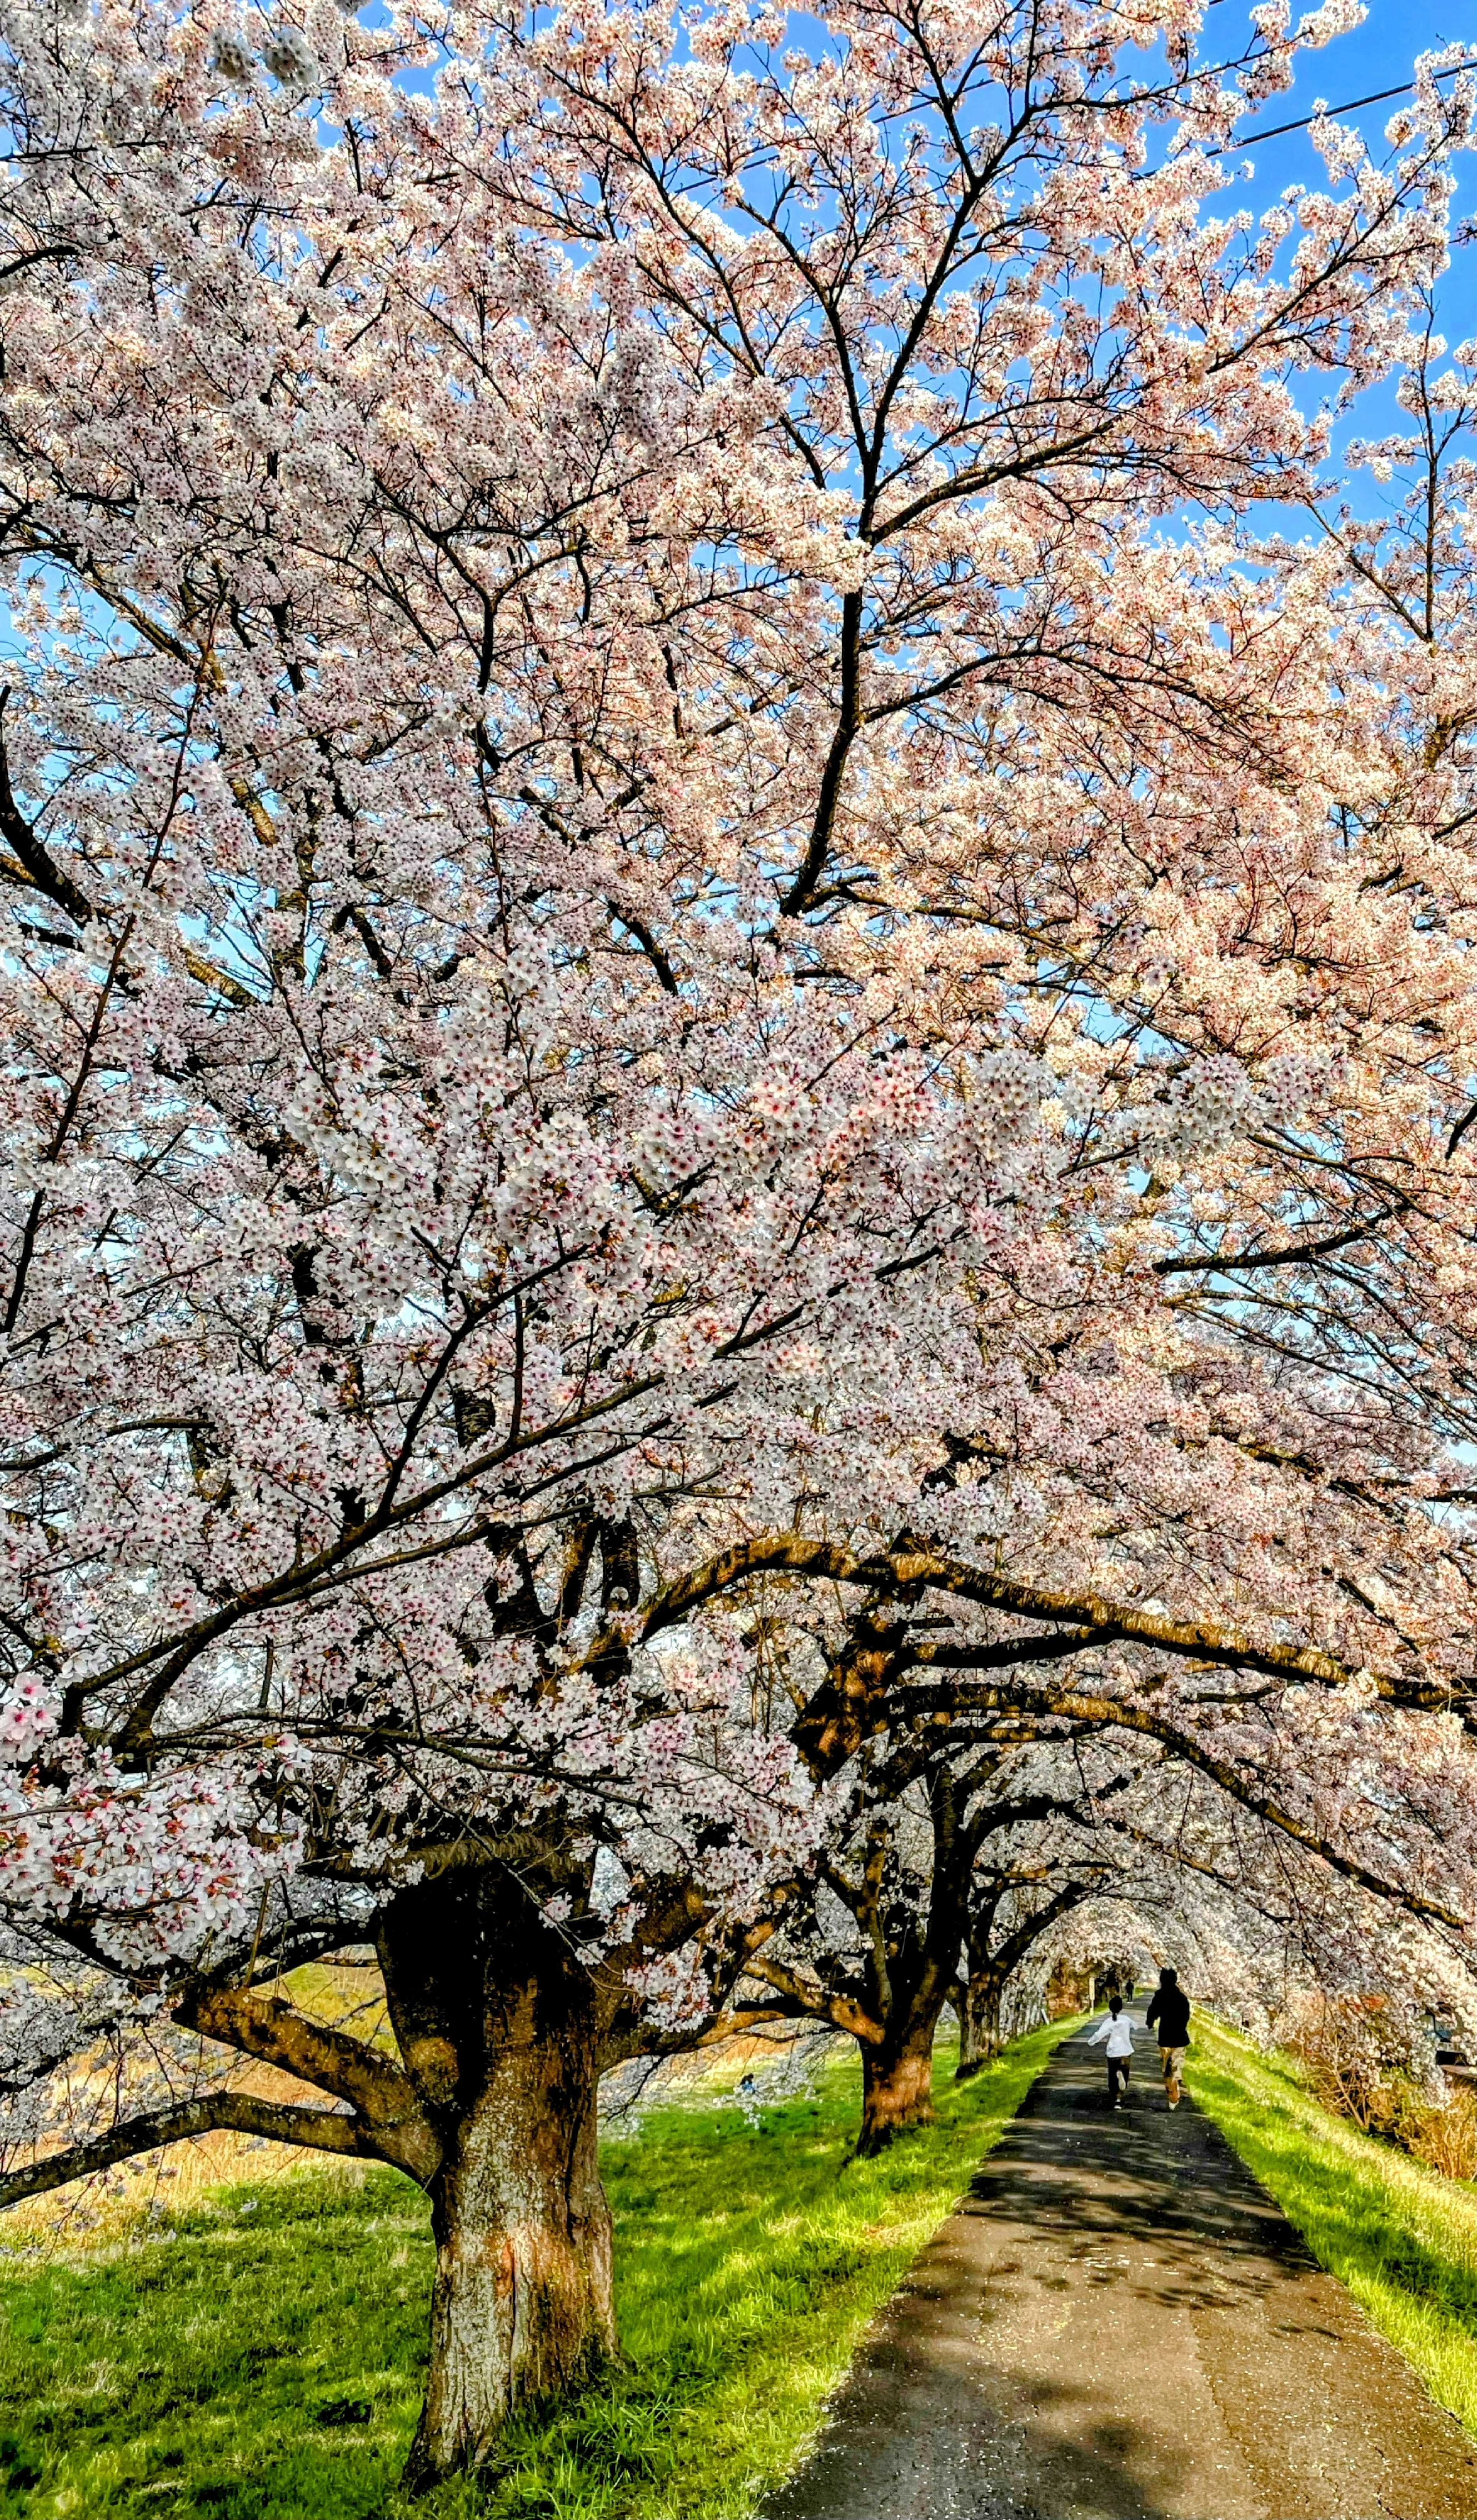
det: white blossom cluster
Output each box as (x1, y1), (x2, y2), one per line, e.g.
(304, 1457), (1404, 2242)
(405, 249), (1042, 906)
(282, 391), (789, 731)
(0, 0), (1469, 2415)
(210, 20), (325, 89)
(1135, 1057), (1274, 1173)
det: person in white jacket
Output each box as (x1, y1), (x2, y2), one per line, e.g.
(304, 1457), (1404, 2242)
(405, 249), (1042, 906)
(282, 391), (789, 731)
(1087, 1995), (1135, 2108)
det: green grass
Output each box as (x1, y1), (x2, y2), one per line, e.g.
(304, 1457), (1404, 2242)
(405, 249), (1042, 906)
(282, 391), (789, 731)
(1192, 2013), (1477, 2436)
(0, 2020), (1074, 2519)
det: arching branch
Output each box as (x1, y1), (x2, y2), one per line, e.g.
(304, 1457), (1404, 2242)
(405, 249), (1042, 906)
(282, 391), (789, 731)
(928, 1678), (1469, 1928)
(0, 2090), (377, 2212)
(177, 1982), (441, 2182)
(640, 1534), (1457, 1713)
(740, 1954), (885, 2045)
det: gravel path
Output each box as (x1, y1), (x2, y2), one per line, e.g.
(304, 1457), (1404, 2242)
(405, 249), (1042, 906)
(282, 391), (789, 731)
(763, 2008), (1477, 2520)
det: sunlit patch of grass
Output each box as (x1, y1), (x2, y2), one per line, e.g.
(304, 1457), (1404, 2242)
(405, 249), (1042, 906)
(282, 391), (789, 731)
(1192, 2014), (1477, 2434)
(0, 2021), (1075, 2518)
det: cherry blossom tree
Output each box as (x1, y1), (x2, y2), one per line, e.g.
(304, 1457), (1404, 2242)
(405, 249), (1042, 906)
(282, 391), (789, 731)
(709, 1723), (1115, 2148)
(955, 1831), (1106, 2071)
(0, 0), (1474, 2482)
(708, 1625), (1477, 2145)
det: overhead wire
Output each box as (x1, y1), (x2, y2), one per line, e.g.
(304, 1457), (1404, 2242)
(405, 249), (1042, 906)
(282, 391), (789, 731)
(1210, 55), (1477, 152)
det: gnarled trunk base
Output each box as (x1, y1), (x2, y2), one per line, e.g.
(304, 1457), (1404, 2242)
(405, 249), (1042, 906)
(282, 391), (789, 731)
(857, 2039), (936, 2155)
(404, 2071), (614, 2489)
(383, 1875), (616, 2493)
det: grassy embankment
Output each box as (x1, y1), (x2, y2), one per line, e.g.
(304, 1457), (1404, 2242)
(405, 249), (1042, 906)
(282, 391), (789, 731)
(0, 2018), (1075, 2520)
(1193, 2013), (1477, 2435)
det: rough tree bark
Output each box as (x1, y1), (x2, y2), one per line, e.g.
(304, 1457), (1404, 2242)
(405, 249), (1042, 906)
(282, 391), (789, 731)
(855, 1996), (951, 2154)
(955, 1968), (1004, 2080)
(379, 1869), (617, 2492)
(954, 1881), (1094, 2083)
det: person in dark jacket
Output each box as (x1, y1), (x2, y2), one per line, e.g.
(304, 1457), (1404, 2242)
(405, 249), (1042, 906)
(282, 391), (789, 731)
(1145, 1968), (1191, 2108)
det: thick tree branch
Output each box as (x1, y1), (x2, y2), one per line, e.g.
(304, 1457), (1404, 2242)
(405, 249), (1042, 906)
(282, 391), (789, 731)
(741, 1954), (885, 2045)
(642, 1535), (1440, 1709)
(0, 690), (93, 928)
(781, 587), (862, 916)
(0, 2090), (376, 2211)
(1154, 1211), (1405, 1277)
(179, 1983), (441, 2182)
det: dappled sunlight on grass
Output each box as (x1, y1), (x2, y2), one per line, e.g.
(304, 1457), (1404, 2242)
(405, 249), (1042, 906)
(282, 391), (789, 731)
(0, 2022), (1074, 2518)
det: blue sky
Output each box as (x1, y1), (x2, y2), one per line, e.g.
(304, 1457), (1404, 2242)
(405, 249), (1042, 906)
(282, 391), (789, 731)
(1222, 0), (1474, 272)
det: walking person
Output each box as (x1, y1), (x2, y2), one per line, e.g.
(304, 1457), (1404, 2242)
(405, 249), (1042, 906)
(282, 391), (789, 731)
(1146, 1966), (1191, 2108)
(1087, 1993), (1134, 2109)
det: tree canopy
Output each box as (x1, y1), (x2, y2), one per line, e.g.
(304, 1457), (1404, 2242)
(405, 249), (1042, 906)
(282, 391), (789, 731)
(0, 0), (1472, 2480)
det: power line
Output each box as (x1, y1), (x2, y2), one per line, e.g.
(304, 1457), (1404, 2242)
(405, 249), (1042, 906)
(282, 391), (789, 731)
(1207, 55), (1477, 153)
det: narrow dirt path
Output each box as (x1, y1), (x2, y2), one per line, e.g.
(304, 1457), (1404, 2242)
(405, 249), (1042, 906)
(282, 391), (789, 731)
(763, 2008), (1477, 2520)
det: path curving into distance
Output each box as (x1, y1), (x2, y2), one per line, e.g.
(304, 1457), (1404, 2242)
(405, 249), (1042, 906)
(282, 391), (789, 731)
(764, 2007), (1477, 2520)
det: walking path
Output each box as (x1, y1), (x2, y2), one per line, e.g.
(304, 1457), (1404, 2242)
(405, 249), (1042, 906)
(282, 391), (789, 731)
(764, 2007), (1477, 2520)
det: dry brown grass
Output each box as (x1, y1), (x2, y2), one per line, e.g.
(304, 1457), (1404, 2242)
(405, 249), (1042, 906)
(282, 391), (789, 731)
(1404, 2090), (1477, 2183)
(1285, 1996), (1477, 2184)
(3, 1961), (393, 2253)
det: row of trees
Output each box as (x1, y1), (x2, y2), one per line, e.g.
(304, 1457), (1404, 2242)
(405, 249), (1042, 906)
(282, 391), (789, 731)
(0, 0), (1473, 2483)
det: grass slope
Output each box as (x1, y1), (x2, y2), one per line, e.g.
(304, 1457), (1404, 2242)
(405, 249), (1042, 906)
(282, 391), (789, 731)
(1192, 2014), (1477, 2435)
(0, 2020), (1073, 2520)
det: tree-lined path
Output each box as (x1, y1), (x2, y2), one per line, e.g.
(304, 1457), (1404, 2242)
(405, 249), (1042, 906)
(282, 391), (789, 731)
(2, 0), (1475, 2481)
(765, 2012), (1477, 2520)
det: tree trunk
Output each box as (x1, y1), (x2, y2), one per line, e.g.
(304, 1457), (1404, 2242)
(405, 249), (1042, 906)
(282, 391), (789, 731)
(857, 2023), (937, 2154)
(405, 2021), (614, 2487)
(381, 1872), (617, 2492)
(955, 1970), (1003, 2080)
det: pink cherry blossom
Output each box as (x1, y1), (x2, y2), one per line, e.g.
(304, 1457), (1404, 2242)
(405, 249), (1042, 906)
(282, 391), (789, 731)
(0, 0), (1470, 2478)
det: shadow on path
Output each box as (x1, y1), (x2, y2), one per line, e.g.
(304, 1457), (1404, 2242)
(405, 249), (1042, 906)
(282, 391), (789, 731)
(762, 2012), (1477, 2520)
